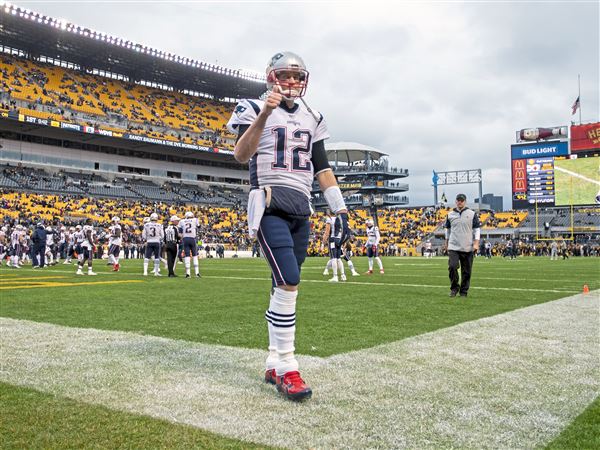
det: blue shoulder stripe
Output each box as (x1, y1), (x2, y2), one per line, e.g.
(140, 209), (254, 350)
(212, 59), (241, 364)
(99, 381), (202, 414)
(317, 113), (324, 126)
(247, 100), (261, 116)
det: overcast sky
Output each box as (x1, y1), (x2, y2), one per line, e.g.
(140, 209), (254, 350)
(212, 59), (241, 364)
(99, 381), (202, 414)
(16, 0), (600, 207)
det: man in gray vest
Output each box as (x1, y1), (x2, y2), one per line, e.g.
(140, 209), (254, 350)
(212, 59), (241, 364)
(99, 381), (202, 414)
(444, 193), (481, 297)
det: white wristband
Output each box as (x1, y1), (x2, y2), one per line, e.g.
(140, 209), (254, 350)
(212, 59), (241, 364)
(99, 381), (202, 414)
(323, 186), (346, 213)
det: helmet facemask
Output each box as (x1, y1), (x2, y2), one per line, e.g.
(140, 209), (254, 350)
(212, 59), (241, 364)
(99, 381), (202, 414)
(265, 52), (309, 100)
(267, 68), (309, 100)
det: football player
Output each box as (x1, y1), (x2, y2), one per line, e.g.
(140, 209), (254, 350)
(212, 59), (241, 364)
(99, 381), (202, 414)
(142, 213), (164, 276)
(76, 219), (96, 275)
(227, 51), (348, 401)
(9, 225), (23, 268)
(108, 216), (122, 271)
(323, 211), (347, 282)
(178, 211), (201, 278)
(0, 225), (7, 266)
(365, 218), (384, 274)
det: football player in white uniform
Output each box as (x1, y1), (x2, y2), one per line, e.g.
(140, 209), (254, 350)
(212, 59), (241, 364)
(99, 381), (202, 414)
(227, 51), (349, 401)
(178, 211), (201, 278)
(0, 225), (7, 266)
(76, 219), (96, 275)
(9, 225), (23, 268)
(108, 216), (122, 271)
(365, 218), (384, 274)
(322, 212), (347, 282)
(142, 213), (164, 276)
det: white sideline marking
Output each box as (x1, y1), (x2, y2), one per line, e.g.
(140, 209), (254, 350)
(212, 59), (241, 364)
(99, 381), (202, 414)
(0, 269), (578, 293)
(1, 291), (598, 449)
(554, 166), (600, 186)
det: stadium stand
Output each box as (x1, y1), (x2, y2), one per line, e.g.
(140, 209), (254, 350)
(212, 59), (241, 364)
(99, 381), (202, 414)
(1, 54), (237, 150)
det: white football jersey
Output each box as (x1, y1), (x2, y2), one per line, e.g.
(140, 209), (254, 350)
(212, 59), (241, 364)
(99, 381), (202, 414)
(143, 222), (164, 243)
(109, 224), (122, 246)
(46, 231), (54, 246)
(366, 225), (380, 246)
(74, 230), (84, 244)
(82, 225), (95, 248)
(227, 98), (329, 198)
(179, 217), (199, 239)
(11, 230), (20, 246)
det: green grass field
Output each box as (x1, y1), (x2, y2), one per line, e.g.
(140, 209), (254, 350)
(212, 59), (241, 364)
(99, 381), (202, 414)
(1, 256), (598, 448)
(554, 156), (600, 206)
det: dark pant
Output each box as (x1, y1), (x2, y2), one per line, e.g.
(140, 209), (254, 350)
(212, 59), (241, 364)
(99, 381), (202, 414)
(448, 250), (474, 294)
(33, 245), (45, 268)
(256, 213), (310, 287)
(166, 243), (178, 275)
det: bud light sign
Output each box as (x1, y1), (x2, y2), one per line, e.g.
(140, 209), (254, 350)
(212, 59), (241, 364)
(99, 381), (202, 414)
(511, 141), (568, 159)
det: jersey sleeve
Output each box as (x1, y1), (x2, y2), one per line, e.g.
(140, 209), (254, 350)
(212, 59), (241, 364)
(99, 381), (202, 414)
(227, 99), (261, 134)
(313, 112), (330, 143)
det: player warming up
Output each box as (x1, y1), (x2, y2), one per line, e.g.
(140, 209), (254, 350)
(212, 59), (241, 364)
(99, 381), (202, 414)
(178, 211), (201, 278)
(365, 218), (384, 274)
(228, 51), (348, 401)
(108, 216), (122, 271)
(142, 213), (164, 276)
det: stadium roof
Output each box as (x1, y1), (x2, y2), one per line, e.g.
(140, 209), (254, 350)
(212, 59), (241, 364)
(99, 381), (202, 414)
(325, 142), (389, 163)
(0, 2), (266, 99)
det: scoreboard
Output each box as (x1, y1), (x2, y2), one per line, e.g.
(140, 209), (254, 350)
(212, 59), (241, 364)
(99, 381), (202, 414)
(510, 141), (568, 208)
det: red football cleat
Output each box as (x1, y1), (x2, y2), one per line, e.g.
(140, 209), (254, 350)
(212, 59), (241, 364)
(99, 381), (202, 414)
(276, 371), (312, 401)
(113, 263), (120, 272)
(380, 269), (385, 274)
(365, 270), (373, 275)
(264, 368), (276, 385)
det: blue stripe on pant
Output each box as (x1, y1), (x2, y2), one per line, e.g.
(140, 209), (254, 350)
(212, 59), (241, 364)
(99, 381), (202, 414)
(256, 214), (310, 287)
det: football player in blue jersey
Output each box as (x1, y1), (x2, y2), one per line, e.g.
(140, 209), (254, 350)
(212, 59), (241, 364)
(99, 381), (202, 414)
(228, 51), (348, 401)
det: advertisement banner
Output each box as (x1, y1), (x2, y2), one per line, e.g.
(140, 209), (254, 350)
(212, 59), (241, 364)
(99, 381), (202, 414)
(2, 112), (234, 156)
(511, 141), (568, 159)
(570, 122), (600, 152)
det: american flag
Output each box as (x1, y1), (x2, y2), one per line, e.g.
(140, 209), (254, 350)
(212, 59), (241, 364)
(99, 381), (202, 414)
(571, 96), (580, 115)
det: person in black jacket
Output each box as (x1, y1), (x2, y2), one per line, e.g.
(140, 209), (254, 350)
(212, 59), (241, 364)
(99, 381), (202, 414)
(31, 222), (47, 268)
(164, 215), (181, 277)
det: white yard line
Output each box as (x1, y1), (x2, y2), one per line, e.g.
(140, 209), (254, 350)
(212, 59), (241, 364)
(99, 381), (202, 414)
(1, 291), (598, 449)
(554, 166), (600, 186)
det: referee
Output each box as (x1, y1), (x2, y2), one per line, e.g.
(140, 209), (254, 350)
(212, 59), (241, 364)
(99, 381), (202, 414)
(444, 193), (481, 297)
(165, 215), (181, 277)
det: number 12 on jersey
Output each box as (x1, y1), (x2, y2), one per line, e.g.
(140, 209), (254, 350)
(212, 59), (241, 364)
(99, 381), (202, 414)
(271, 127), (312, 172)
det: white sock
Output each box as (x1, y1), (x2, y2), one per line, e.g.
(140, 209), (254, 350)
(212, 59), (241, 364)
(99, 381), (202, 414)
(267, 288), (298, 375)
(108, 254), (115, 265)
(143, 258), (149, 274)
(154, 259), (160, 273)
(184, 256), (190, 275)
(347, 260), (356, 272)
(368, 257), (373, 270)
(376, 257), (383, 270)
(325, 260), (332, 270)
(114, 256), (119, 265)
(331, 259), (338, 277)
(337, 259), (345, 276)
(193, 256), (199, 275)
(87, 265), (93, 273)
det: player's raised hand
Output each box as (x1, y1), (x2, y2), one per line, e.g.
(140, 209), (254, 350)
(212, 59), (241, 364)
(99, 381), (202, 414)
(262, 83), (282, 116)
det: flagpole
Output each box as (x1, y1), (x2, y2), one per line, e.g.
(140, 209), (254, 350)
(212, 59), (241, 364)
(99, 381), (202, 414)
(578, 74), (582, 125)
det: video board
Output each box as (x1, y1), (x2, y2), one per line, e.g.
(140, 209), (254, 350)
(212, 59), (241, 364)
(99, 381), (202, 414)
(510, 141), (568, 208)
(554, 155), (600, 206)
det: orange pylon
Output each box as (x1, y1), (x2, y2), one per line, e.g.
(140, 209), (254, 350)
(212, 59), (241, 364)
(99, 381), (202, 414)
(583, 284), (590, 294)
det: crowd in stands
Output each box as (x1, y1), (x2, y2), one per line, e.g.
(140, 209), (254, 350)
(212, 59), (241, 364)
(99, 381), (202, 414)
(1, 54), (237, 150)
(5, 189), (595, 261)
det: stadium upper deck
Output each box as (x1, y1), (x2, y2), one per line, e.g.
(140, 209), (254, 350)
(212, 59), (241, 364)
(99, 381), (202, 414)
(0, 3), (266, 159)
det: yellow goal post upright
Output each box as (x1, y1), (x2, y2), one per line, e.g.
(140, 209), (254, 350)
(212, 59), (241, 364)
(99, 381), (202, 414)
(534, 176), (574, 241)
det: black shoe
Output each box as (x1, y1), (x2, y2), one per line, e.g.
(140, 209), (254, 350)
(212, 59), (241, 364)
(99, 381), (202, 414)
(185, 274), (190, 278)
(449, 290), (458, 297)
(196, 273), (201, 278)
(460, 292), (468, 297)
